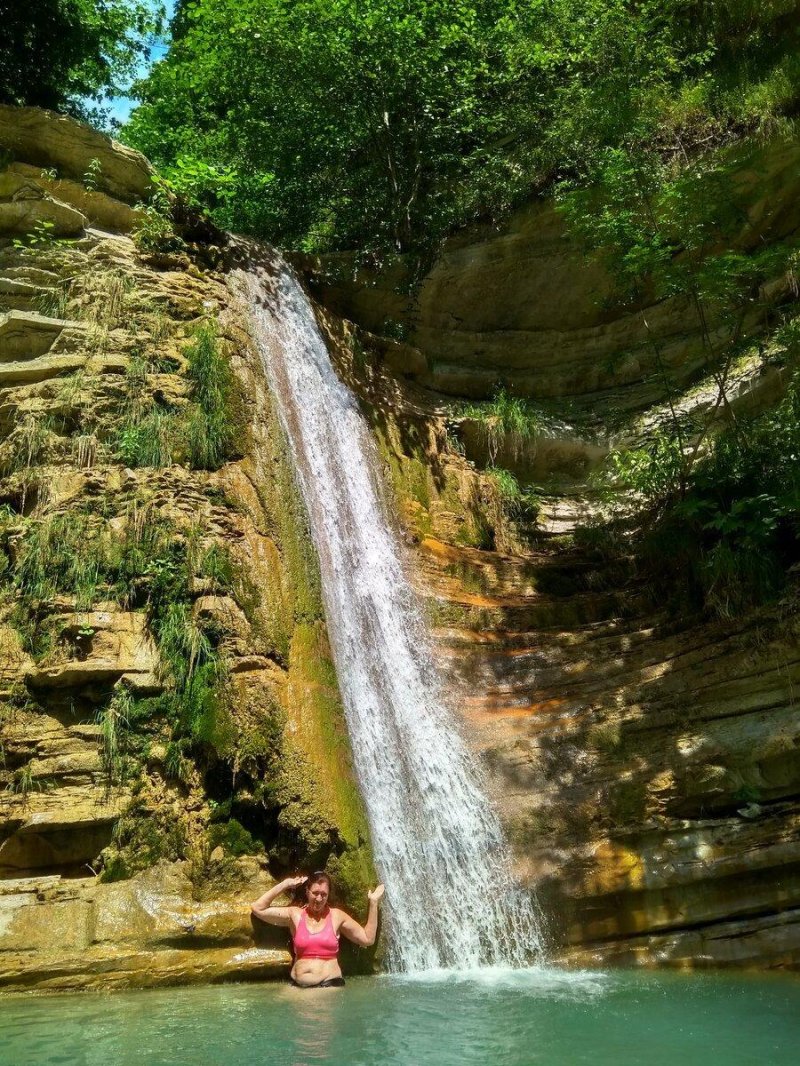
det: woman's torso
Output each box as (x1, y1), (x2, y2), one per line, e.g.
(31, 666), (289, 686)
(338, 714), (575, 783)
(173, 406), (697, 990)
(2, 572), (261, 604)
(290, 907), (343, 986)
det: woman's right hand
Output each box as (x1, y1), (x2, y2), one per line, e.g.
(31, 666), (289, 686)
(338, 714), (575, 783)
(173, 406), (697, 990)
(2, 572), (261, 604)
(285, 875), (308, 888)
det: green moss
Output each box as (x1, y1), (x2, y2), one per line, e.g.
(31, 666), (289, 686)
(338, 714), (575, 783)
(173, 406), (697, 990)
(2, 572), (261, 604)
(252, 392), (324, 649)
(100, 805), (187, 882)
(268, 622), (374, 911)
(207, 817), (262, 856)
(454, 512), (495, 550)
(607, 779), (649, 827)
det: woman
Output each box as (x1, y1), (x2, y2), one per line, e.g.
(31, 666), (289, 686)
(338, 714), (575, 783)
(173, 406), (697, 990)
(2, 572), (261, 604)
(251, 870), (385, 987)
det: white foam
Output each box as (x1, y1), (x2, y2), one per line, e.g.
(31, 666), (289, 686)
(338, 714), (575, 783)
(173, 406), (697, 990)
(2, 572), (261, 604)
(384, 965), (611, 998)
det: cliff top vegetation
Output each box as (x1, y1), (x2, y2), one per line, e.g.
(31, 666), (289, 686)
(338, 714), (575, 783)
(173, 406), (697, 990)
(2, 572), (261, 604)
(120, 0), (800, 253)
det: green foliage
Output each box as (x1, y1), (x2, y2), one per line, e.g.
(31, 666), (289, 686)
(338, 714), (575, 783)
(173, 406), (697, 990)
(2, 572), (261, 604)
(486, 467), (539, 520)
(132, 181), (184, 254)
(125, 0), (799, 252)
(0, 413), (54, 478)
(185, 323), (239, 470)
(5, 764), (39, 799)
(83, 157), (102, 190)
(607, 430), (687, 506)
(115, 408), (179, 468)
(96, 683), (135, 784)
(100, 804), (187, 881)
(0, 0), (164, 118)
(201, 544), (234, 591)
(127, 0), (518, 250)
(461, 388), (541, 464)
(621, 369), (800, 616)
(114, 324), (238, 471)
(11, 220), (71, 254)
(164, 737), (193, 783)
(14, 510), (106, 609)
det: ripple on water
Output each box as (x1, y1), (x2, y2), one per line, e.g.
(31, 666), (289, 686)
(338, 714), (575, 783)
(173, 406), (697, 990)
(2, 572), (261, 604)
(2, 969), (800, 1066)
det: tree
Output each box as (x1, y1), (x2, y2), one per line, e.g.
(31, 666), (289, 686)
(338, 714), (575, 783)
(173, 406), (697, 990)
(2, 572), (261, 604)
(125, 0), (800, 252)
(0, 0), (164, 118)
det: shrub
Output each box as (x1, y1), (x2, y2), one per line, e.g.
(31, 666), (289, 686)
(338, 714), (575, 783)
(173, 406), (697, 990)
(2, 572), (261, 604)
(185, 324), (239, 470)
(461, 388), (541, 465)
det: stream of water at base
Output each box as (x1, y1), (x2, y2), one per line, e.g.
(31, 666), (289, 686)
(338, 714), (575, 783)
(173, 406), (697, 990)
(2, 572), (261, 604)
(2, 969), (798, 1065)
(234, 251), (541, 971)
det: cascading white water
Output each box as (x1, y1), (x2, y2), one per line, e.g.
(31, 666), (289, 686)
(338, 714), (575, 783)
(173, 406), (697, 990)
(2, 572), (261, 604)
(235, 251), (544, 972)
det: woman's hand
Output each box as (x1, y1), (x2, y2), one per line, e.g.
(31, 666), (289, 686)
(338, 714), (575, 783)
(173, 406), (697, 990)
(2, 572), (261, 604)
(367, 884), (385, 904)
(251, 875), (307, 925)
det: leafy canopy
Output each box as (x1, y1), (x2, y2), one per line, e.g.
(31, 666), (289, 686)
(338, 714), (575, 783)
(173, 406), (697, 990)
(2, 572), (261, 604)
(125, 0), (800, 251)
(0, 0), (164, 118)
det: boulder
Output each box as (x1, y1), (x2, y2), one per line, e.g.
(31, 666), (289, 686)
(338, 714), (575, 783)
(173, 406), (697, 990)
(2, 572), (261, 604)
(1, 163), (141, 233)
(0, 194), (86, 238)
(0, 862), (291, 992)
(0, 106), (154, 204)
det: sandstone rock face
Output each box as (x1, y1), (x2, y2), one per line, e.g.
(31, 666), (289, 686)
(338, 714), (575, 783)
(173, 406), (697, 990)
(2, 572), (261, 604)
(0, 194), (87, 238)
(310, 156), (800, 972)
(24, 609), (159, 691)
(0, 861), (291, 992)
(302, 137), (800, 406)
(1, 163), (142, 233)
(0, 107), (154, 205)
(428, 545), (800, 970)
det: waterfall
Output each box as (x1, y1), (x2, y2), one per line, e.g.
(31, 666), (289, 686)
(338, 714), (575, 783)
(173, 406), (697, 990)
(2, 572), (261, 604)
(234, 251), (543, 972)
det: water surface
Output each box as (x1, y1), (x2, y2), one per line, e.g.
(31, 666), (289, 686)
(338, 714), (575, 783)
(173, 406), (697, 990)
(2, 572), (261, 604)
(2, 968), (798, 1065)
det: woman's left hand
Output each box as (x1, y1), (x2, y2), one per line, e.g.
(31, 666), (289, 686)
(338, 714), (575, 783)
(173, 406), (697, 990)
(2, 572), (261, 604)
(368, 884), (385, 904)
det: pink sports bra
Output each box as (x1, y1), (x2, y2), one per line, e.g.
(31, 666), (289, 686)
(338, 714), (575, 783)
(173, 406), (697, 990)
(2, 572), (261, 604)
(293, 908), (340, 960)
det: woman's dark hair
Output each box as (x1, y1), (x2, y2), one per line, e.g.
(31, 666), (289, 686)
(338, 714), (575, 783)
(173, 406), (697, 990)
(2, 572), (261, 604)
(308, 870), (332, 891)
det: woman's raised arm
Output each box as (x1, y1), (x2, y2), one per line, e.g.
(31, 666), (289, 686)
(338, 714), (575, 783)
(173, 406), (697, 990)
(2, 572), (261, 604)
(251, 876), (307, 925)
(338, 884), (385, 947)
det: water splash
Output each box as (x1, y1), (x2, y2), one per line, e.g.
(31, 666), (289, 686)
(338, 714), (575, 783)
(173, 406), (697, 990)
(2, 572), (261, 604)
(234, 251), (544, 972)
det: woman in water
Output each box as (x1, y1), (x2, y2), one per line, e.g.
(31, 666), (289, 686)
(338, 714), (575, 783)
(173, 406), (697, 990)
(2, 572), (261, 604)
(251, 871), (385, 987)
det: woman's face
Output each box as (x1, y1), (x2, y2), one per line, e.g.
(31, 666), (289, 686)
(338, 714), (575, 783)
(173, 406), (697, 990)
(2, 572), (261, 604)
(306, 880), (330, 914)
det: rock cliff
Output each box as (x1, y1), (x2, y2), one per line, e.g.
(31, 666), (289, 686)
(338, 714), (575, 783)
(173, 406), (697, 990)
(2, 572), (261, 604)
(0, 107), (373, 992)
(2, 104), (798, 989)
(301, 135), (800, 971)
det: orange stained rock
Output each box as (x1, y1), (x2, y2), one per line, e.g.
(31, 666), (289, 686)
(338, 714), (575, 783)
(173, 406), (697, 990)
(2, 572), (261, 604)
(586, 840), (646, 896)
(461, 697), (588, 737)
